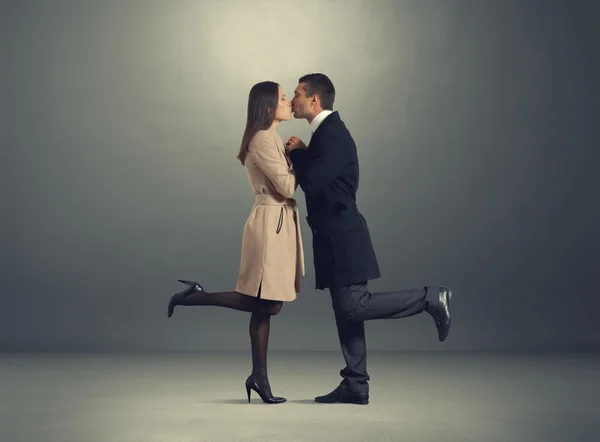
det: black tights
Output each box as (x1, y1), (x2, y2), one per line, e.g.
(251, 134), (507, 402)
(176, 284), (282, 391)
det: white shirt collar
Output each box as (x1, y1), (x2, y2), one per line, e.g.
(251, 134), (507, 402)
(309, 110), (333, 134)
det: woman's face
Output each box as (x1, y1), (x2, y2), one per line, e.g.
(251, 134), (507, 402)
(274, 86), (292, 121)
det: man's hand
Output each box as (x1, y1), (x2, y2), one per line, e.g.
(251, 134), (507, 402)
(286, 136), (307, 153)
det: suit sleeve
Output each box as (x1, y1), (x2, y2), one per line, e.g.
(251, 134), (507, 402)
(250, 133), (296, 199)
(288, 148), (308, 182)
(288, 131), (346, 198)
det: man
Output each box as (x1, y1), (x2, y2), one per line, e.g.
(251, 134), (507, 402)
(286, 73), (453, 405)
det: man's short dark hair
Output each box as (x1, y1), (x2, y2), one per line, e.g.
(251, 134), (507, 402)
(298, 73), (335, 110)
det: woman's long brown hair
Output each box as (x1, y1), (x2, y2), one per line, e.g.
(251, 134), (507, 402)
(237, 81), (279, 165)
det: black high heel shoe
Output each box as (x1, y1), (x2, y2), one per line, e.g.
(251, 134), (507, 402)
(167, 280), (205, 318)
(245, 375), (286, 404)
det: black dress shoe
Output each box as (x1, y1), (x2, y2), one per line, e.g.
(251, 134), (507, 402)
(167, 280), (204, 318)
(426, 286), (452, 341)
(315, 385), (369, 405)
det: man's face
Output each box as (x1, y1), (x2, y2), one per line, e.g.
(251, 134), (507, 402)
(291, 83), (312, 119)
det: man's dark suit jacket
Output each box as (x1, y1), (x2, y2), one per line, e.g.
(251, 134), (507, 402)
(289, 111), (380, 290)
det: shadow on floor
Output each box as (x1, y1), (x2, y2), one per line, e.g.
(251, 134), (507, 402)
(211, 398), (318, 405)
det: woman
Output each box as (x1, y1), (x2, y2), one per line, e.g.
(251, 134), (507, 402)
(167, 81), (304, 404)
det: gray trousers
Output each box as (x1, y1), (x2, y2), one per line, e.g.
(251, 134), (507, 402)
(328, 283), (440, 393)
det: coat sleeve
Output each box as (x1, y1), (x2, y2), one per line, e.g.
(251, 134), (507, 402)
(250, 133), (296, 199)
(288, 131), (346, 198)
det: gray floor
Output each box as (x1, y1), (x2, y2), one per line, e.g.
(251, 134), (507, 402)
(1, 352), (598, 442)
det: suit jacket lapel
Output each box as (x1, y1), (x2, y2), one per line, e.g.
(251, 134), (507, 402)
(308, 111), (340, 149)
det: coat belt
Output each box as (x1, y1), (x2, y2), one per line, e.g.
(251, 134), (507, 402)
(253, 193), (305, 276)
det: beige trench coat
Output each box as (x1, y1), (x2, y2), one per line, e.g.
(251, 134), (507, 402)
(235, 128), (305, 302)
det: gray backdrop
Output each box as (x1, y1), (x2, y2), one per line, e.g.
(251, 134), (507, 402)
(2, 0), (598, 352)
